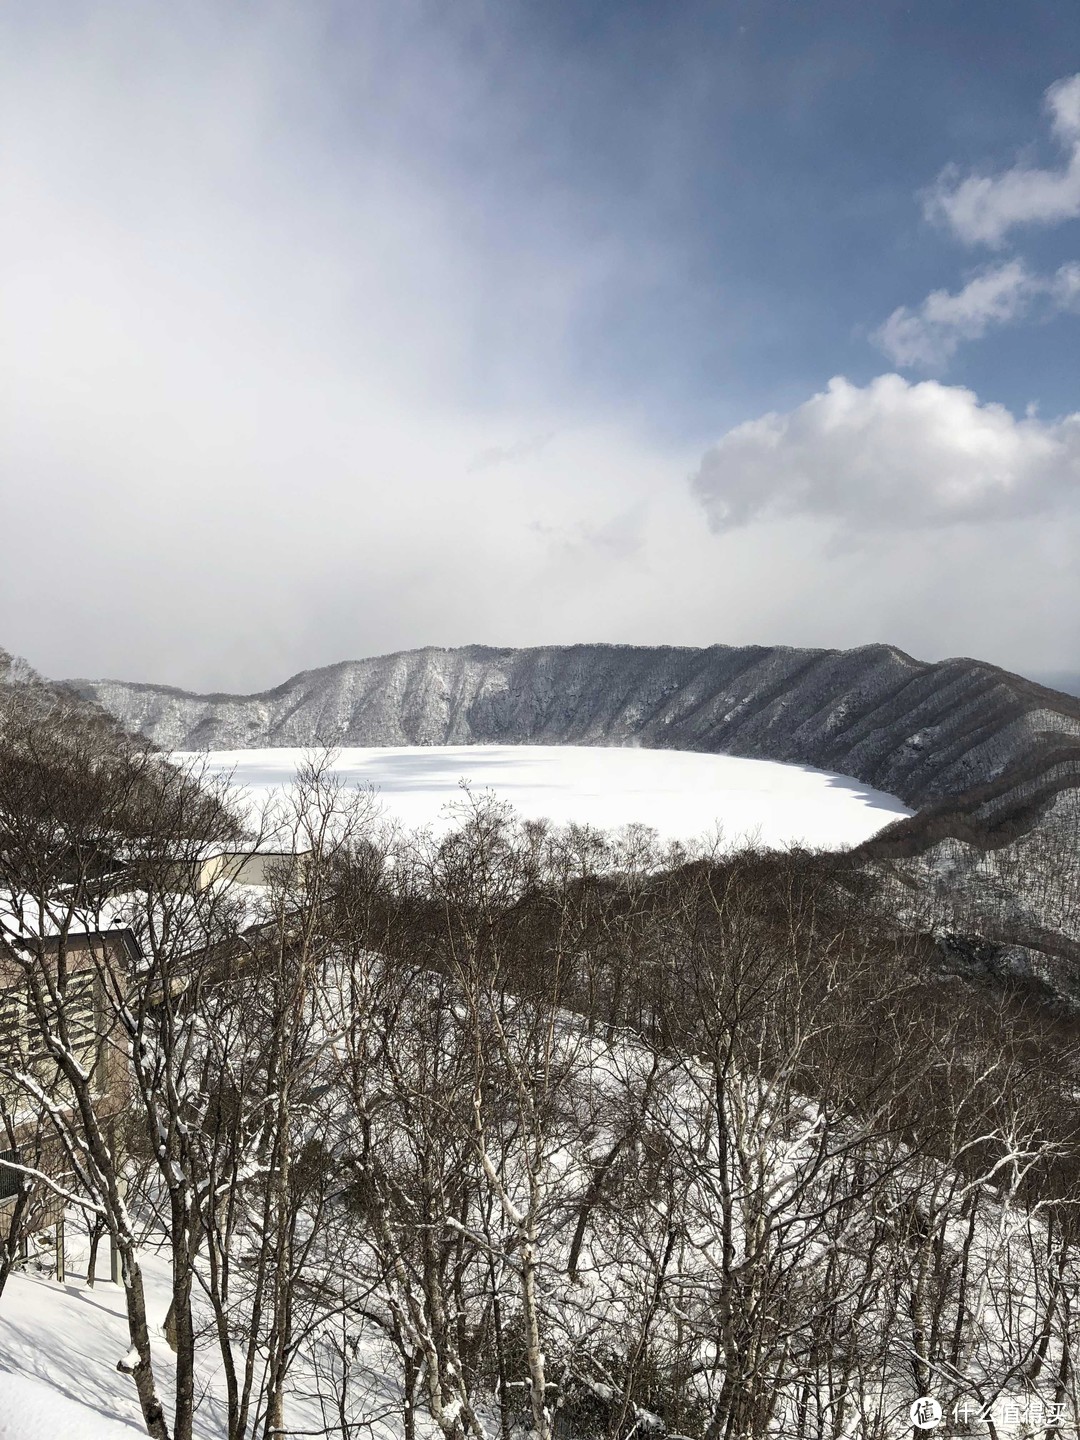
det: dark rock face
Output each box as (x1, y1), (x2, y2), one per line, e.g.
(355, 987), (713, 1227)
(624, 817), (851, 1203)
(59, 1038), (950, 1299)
(70, 641), (1080, 811)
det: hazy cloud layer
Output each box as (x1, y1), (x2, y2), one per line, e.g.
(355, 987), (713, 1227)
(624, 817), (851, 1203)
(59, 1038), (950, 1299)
(924, 74), (1080, 247)
(1, 6), (1078, 691)
(468, 434), (557, 473)
(692, 374), (1080, 532)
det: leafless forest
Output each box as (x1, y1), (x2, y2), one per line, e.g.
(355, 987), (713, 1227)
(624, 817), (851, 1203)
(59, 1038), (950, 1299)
(2, 663), (1080, 1440)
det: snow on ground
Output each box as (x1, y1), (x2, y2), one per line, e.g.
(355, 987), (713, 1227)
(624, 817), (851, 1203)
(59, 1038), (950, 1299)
(0, 1224), (404, 1440)
(179, 745), (911, 851)
(0, 1237), (173, 1439)
(0, 1370), (145, 1439)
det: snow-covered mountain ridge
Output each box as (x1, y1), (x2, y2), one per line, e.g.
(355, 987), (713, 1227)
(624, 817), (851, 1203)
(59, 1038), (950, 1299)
(72, 641), (1080, 813)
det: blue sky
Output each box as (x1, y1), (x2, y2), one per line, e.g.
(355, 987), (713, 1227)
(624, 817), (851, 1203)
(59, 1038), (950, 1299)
(1, 1), (1078, 689)
(449, 2), (1080, 425)
(277, 0), (1080, 434)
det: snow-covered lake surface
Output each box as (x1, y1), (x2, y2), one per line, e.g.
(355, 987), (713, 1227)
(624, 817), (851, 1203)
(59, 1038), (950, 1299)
(179, 745), (912, 851)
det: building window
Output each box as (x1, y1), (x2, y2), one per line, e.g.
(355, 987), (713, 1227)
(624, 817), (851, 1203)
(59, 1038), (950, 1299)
(0, 988), (28, 1108)
(0, 988), (27, 1066)
(64, 970), (99, 1073)
(0, 1149), (20, 1203)
(0, 968), (99, 1089)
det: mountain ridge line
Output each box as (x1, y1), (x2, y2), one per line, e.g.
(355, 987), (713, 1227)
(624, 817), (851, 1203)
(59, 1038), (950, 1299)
(68, 642), (1080, 823)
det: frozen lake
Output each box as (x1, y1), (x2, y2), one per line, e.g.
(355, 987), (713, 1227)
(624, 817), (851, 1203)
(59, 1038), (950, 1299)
(181, 745), (912, 852)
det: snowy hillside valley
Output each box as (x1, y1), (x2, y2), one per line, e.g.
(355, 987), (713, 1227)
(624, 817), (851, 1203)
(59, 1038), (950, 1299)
(2, 650), (1080, 1439)
(13, 0), (1080, 1432)
(92, 641), (1080, 985)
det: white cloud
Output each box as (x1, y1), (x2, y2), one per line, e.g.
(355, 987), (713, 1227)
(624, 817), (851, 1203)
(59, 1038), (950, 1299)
(1054, 260), (1080, 306)
(873, 261), (1035, 368)
(874, 259), (1080, 369)
(879, 77), (1080, 368)
(692, 374), (1080, 532)
(924, 74), (1080, 247)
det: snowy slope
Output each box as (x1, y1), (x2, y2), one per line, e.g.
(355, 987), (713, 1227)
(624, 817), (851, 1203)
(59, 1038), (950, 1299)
(0, 1242), (180, 1439)
(0, 1372), (144, 1439)
(0, 1224), (404, 1440)
(0, 993), (1068, 1440)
